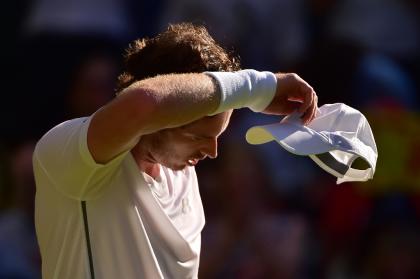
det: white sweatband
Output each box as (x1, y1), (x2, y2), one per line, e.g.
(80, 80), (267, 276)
(205, 69), (277, 115)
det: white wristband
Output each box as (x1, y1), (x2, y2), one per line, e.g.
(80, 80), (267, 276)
(205, 69), (277, 115)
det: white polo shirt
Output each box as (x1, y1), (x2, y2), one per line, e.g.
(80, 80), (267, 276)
(33, 117), (205, 279)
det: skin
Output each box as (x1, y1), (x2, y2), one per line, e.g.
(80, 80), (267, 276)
(131, 112), (232, 178)
(87, 72), (317, 178)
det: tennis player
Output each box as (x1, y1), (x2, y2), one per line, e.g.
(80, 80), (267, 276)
(33, 23), (317, 279)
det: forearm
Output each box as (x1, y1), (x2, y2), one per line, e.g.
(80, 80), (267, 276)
(124, 73), (220, 132)
(88, 69), (316, 164)
(88, 73), (220, 163)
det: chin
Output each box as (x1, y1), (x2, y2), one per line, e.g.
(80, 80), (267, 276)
(170, 165), (188, 171)
(163, 162), (188, 171)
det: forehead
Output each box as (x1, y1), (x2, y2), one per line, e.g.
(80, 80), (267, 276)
(181, 111), (232, 137)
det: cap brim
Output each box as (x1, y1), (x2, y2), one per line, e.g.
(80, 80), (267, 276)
(245, 122), (334, 156)
(245, 122), (375, 184)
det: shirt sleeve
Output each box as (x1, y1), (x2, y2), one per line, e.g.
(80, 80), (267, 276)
(33, 116), (130, 200)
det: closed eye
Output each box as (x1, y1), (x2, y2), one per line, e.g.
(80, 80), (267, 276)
(183, 133), (212, 142)
(183, 133), (204, 141)
(190, 135), (202, 141)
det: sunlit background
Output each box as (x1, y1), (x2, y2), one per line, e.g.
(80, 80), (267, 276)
(1, 0), (419, 278)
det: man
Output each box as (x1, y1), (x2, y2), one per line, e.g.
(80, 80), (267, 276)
(33, 23), (317, 279)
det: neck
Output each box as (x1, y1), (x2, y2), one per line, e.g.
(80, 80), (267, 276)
(131, 140), (161, 179)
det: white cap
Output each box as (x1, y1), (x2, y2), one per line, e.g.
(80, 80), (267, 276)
(245, 103), (378, 184)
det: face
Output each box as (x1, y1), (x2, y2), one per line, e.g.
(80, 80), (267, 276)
(143, 111), (232, 170)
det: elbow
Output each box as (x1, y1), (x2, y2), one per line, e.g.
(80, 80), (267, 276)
(121, 86), (162, 134)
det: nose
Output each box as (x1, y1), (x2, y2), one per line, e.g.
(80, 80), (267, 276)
(201, 138), (218, 159)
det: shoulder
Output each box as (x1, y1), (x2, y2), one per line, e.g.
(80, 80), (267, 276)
(35, 117), (90, 146)
(33, 117), (91, 165)
(43, 117), (90, 137)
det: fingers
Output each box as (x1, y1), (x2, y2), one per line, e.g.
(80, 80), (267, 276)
(293, 75), (317, 124)
(298, 86), (314, 114)
(268, 72), (318, 123)
(285, 74), (313, 114)
(301, 91), (318, 125)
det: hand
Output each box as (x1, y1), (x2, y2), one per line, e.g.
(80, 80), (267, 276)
(263, 73), (318, 125)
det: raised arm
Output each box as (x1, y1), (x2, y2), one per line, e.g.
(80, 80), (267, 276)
(88, 70), (317, 164)
(88, 73), (219, 164)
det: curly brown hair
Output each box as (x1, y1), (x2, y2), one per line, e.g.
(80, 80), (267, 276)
(116, 22), (241, 92)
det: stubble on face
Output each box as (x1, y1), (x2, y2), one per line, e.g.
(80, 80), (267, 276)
(144, 130), (190, 170)
(137, 111), (232, 171)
